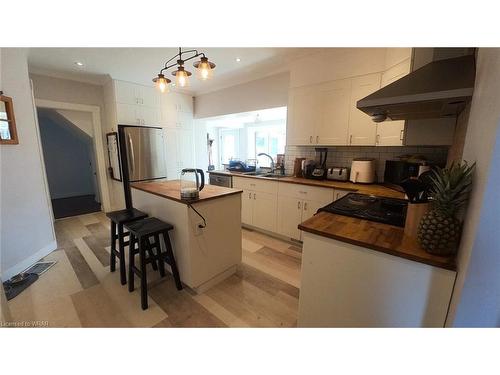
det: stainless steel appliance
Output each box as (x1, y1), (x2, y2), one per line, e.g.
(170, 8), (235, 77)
(383, 159), (430, 190)
(302, 148), (328, 180)
(209, 173), (232, 187)
(180, 168), (205, 200)
(122, 126), (166, 182)
(318, 193), (408, 227)
(327, 167), (349, 181)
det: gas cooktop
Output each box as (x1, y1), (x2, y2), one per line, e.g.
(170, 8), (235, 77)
(318, 193), (408, 227)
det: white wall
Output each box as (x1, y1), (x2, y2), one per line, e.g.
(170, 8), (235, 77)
(0, 48), (56, 279)
(194, 72), (289, 119)
(447, 48), (500, 326)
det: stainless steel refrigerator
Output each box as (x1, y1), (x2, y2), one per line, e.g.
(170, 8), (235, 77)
(122, 126), (166, 182)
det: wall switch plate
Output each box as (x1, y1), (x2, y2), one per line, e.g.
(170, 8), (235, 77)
(194, 222), (204, 236)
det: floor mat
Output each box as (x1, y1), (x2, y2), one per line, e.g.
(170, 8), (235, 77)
(3, 274), (39, 301)
(52, 195), (101, 219)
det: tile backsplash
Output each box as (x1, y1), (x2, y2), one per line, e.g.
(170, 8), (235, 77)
(284, 145), (449, 182)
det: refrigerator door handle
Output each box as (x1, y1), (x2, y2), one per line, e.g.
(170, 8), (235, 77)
(128, 133), (135, 177)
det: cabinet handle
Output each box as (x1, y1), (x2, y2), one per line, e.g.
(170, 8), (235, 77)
(400, 129), (404, 141)
(376, 134), (380, 145)
(298, 201), (301, 209)
(253, 193), (256, 200)
(299, 190), (307, 194)
(316, 135), (319, 144)
(309, 136), (313, 144)
(304, 202), (307, 210)
(249, 192), (251, 199)
(136, 118), (141, 125)
(349, 134), (353, 145)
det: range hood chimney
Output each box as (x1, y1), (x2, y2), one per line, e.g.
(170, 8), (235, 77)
(357, 49), (476, 122)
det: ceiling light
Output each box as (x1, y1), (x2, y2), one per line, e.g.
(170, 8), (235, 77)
(235, 58), (241, 62)
(153, 48), (217, 92)
(152, 73), (171, 93)
(74, 61), (84, 66)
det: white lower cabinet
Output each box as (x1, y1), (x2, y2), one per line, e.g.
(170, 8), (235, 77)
(333, 189), (350, 201)
(277, 196), (303, 240)
(252, 191), (278, 233)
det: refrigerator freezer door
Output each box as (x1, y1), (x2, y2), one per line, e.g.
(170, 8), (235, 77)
(124, 126), (166, 181)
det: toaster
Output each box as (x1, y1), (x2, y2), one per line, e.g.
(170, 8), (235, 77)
(326, 167), (349, 181)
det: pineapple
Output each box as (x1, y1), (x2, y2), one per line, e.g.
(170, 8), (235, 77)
(417, 161), (475, 255)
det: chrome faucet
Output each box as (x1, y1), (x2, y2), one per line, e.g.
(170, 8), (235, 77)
(257, 152), (275, 173)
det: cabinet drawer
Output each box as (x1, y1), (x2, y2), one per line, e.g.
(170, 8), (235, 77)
(278, 182), (334, 202)
(232, 177), (278, 194)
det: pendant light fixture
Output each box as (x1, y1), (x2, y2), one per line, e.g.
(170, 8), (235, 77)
(153, 47), (216, 92)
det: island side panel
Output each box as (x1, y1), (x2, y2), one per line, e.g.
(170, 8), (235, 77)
(131, 188), (242, 291)
(298, 232), (456, 328)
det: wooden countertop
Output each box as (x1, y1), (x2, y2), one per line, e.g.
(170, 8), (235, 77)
(209, 170), (405, 199)
(298, 211), (456, 271)
(131, 180), (243, 204)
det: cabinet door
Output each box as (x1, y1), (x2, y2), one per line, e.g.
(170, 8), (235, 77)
(139, 86), (160, 108)
(177, 128), (195, 169)
(376, 61), (410, 146)
(177, 111), (193, 130)
(116, 103), (141, 125)
(176, 94), (193, 113)
(348, 73), (381, 146)
(277, 196), (303, 240)
(252, 191), (278, 233)
(136, 106), (160, 126)
(164, 128), (180, 180)
(317, 79), (351, 145)
(287, 86), (320, 146)
(241, 190), (253, 225)
(114, 80), (139, 105)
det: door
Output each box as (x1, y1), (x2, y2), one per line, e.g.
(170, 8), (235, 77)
(277, 196), (303, 240)
(317, 79), (351, 145)
(252, 191), (278, 232)
(241, 189), (253, 225)
(348, 73), (381, 145)
(287, 86), (320, 145)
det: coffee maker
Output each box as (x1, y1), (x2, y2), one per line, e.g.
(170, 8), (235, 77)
(302, 148), (328, 180)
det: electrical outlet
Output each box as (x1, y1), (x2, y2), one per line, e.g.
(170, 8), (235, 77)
(194, 221), (204, 236)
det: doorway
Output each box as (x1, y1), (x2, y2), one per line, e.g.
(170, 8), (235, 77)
(37, 108), (101, 219)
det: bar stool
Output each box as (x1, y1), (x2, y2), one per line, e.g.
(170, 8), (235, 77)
(106, 208), (148, 285)
(125, 217), (182, 310)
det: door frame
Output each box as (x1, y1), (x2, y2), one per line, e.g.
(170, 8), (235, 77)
(35, 99), (111, 213)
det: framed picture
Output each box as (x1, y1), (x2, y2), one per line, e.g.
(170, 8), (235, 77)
(106, 132), (122, 181)
(0, 93), (19, 145)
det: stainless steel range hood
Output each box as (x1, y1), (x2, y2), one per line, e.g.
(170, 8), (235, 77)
(357, 53), (476, 122)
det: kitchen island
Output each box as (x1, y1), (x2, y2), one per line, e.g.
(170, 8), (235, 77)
(131, 180), (243, 293)
(297, 211), (457, 327)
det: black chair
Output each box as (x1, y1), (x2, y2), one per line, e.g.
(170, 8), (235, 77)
(106, 208), (148, 285)
(124, 217), (182, 310)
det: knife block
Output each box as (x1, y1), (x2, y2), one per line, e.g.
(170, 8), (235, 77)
(404, 202), (430, 238)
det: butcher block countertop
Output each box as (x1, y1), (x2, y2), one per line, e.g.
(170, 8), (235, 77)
(298, 211), (456, 271)
(209, 170), (405, 199)
(131, 180), (243, 204)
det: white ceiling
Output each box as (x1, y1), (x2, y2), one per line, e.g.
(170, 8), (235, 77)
(27, 48), (315, 95)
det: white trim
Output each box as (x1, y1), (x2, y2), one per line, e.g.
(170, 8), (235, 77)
(34, 99), (111, 212)
(2, 241), (58, 280)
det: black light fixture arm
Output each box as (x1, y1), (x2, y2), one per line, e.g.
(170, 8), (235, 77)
(159, 47), (206, 74)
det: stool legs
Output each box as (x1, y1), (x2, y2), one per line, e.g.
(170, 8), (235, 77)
(163, 231), (182, 291)
(139, 237), (148, 310)
(110, 221), (117, 273)
(128, 233), (136, 293)
(155, 233), (166, 277)
(117, 224), (127, 285)
(146, 237), (159, 271)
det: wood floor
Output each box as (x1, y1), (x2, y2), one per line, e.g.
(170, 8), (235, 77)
(3, 212), (302, 327)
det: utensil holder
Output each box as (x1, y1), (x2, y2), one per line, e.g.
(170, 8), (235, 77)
(404, 202), (430, 238)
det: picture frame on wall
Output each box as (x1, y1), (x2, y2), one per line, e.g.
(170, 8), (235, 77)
(0, 93), (19, 145)
(106, 132), (122, 181)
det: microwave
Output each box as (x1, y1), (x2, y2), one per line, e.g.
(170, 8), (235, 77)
(384, 160), (429, 188)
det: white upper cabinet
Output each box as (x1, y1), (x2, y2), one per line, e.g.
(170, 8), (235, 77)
(160, 92), (194, 129)
(376, 59), (411, 146)
(317, 79), (351, 145)
(114, 80), (159, 107)
(348, 73), (381, 146)
(287, 86), (321, 145)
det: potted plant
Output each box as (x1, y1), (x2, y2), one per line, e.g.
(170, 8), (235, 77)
(417, 161), (475, 256)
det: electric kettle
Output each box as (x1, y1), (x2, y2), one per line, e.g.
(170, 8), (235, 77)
(180, 168), (205, 200)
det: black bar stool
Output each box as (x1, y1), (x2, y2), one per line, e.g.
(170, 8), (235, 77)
(106, 208), (148, 285)
(124, 217), (182, 310)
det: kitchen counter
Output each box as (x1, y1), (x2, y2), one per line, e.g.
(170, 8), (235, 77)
(208, 170), (404, 199)
(298, 211), (456, 271)
(131, 180), (243, 204)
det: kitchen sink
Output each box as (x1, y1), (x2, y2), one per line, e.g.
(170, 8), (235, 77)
(242, 171), (268, 176)
(259, 174), (291, 179)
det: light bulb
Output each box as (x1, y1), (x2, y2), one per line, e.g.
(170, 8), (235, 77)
(194, 57), (215, 81)
(176, 70), (190, 87)
(153, 74), (170, 93)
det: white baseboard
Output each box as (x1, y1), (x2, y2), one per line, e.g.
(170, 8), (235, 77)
(2, 241), (58, 281)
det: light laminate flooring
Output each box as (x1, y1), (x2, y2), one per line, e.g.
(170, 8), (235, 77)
(2, 212), (302, 328)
